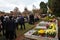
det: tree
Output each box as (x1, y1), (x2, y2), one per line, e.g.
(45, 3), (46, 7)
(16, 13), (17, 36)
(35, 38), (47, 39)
(48, 0), (60, 16)
(39, 2), (47, 14)
(24, 7), (28, 11)
(13, 7), (21, 15)
(13, 7), (20, 13)
(23, 7), (30, 17)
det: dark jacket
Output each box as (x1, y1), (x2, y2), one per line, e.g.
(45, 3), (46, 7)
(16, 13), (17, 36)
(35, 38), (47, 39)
(18, 16), (25, 24)
(29, 14), (34, 20)
(0, 16), (4, 23)
(6, 19), (16, 31)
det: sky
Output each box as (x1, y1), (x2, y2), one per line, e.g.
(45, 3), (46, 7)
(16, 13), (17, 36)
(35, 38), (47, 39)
(0, 0), (48, 12)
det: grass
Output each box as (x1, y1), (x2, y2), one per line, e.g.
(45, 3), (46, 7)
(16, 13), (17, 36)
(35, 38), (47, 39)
(16, 23), (35, 36)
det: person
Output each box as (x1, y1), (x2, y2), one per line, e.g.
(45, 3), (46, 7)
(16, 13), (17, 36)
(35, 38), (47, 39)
(34, 15), (39, 22)
(5, 16), (16, 40)
(13, 16), (18, 38)
(29, 14), (34, 24)
(15, 16), (19, 30)
(18, 15), (25, 30)
(0, 20), (2, 34)
(0, 15), (5, 35)
(0, 15), (4, 23)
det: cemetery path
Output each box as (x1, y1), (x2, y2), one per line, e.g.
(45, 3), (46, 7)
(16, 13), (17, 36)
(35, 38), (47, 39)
(16, 34), (24, 40)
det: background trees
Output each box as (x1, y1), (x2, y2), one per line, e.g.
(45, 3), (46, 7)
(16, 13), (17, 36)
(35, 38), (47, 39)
(39, 2), (47, 14)
(48, 0), (60, 17)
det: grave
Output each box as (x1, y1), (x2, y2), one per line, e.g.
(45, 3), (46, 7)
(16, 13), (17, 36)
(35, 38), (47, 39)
(24, 20), (58, 40)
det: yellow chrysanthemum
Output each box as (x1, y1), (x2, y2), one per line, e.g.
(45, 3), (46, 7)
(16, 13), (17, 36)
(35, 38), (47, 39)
(38, 29), (45, 34)
(49, 23), (56, 30)
(45, 29), (56, 34)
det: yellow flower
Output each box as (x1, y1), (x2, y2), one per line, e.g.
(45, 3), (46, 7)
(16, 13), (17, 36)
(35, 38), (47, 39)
(45, 29), (56, 34)
(49, 23), (56, 30)
(38, 29), (45, 34)
(45, 29), (51, 34)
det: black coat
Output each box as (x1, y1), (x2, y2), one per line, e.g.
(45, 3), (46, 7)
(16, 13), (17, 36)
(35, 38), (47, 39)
(29, 14), (34, 20)
(18, 16), (25, 24)
(0, 16), (4, 23)
(6, 19), (16, 31)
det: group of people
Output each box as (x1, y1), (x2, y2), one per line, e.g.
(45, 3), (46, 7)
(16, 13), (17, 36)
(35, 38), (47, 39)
(0, 13), (40, 40)
(0, 14), (26, 40)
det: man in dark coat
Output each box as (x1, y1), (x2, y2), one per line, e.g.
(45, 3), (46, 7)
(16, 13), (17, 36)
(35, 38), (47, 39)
(6, 17), (16, 40)
(18, 15), (25, 29)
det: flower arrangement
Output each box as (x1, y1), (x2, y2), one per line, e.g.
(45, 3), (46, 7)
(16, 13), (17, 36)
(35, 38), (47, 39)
(45, 22), (56, 37)
(45, 29), (56, 37)
(44, 16), (53, 21)
(33, 22), (56, 38)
